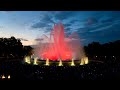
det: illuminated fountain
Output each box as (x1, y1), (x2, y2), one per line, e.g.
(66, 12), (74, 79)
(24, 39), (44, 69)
(80, 57), (89, 65)
(71, 58), (75, 66)
(1, 75), (5, 79)
(45, 58), (49, 66)
(84, 57), (88, 64)
(80, 58), (84, 65)
(33, 57), (38, 65)
(8, 75), (10, 79)
(24, 56), (31, 64)
(34, 22), (86, 66)
(58, 59), (63, 66)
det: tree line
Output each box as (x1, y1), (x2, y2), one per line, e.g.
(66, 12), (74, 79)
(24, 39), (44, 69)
(84, 40), (120, 58)
(0, 36), (33, 59)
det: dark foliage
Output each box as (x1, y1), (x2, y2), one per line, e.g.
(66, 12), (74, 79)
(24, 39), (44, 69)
(0, 36), (33, 59)
(84, 40), (120, 59)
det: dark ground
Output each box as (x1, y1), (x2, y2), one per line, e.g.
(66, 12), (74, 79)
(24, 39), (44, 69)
(0, 57), (120, 80)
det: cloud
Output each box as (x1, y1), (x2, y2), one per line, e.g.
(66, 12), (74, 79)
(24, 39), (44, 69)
(89, 18), (120, 33)
(32, 22), (48, 28)
(31, 11), (78, 34)
(100, 16), (114, 23)
(31, 13), (54, 29)
(64, 23), (71, 27)
(79, 20), (120, 45)
(89, 24), (114, 32)
(80, 39), (86, 41)
(75, 15), (120, 45)
(77, 27), (88, 34)
(85, 17), (98, 26)
(30, 11), (120, 46)
(18, 38), (28, 41)
(69, 19), (79, 24)
(35, 38), (44, 41)
(54, 11), (77, 20)
(110, 11), (120, 18)
(64, 27), (72, 32)
(42, 14), (54, 23)
(77, 17), (120, 34)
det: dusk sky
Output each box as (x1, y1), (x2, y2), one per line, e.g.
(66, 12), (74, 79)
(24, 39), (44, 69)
(0, 11), (120, 46)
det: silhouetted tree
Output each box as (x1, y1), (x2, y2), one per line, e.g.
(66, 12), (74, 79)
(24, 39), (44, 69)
(0, 36), (24, 58)
(84, 40), (120, 61)
(23, 46), (33, 56)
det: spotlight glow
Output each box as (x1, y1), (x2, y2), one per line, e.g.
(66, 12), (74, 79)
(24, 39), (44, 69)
(8, 75), (10, 79)
(45, 58), (49, 66)
(71, 58), (75, 66)
(24, 56), (31, 64)
(33, 57), (38, 65)
(80, 58), (84, 65)
(84, 57), (89, 64)
(58, 59), (63, 66)
(2, 75), (5, 79)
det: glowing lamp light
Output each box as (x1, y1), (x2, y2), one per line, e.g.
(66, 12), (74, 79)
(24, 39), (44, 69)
(58, 59), (63, 66)
(24, 56), (31, 64)
(71, 58), (75, 66)
(33, 57), (38, 65)
(84, 57), (88, 64)
(8, 75), (10, 79)
(45, 58), (49, 66)
(2, 75), (5, 79)
(80, 58), (84, 65)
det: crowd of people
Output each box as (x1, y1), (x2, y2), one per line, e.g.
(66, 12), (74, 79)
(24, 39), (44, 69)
(0, 56), (120, 80)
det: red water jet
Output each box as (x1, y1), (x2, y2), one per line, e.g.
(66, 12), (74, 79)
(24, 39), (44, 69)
(35, 23), (84, 61)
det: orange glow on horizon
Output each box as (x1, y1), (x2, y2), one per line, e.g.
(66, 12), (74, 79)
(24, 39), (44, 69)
(22, 40), (37, 46)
